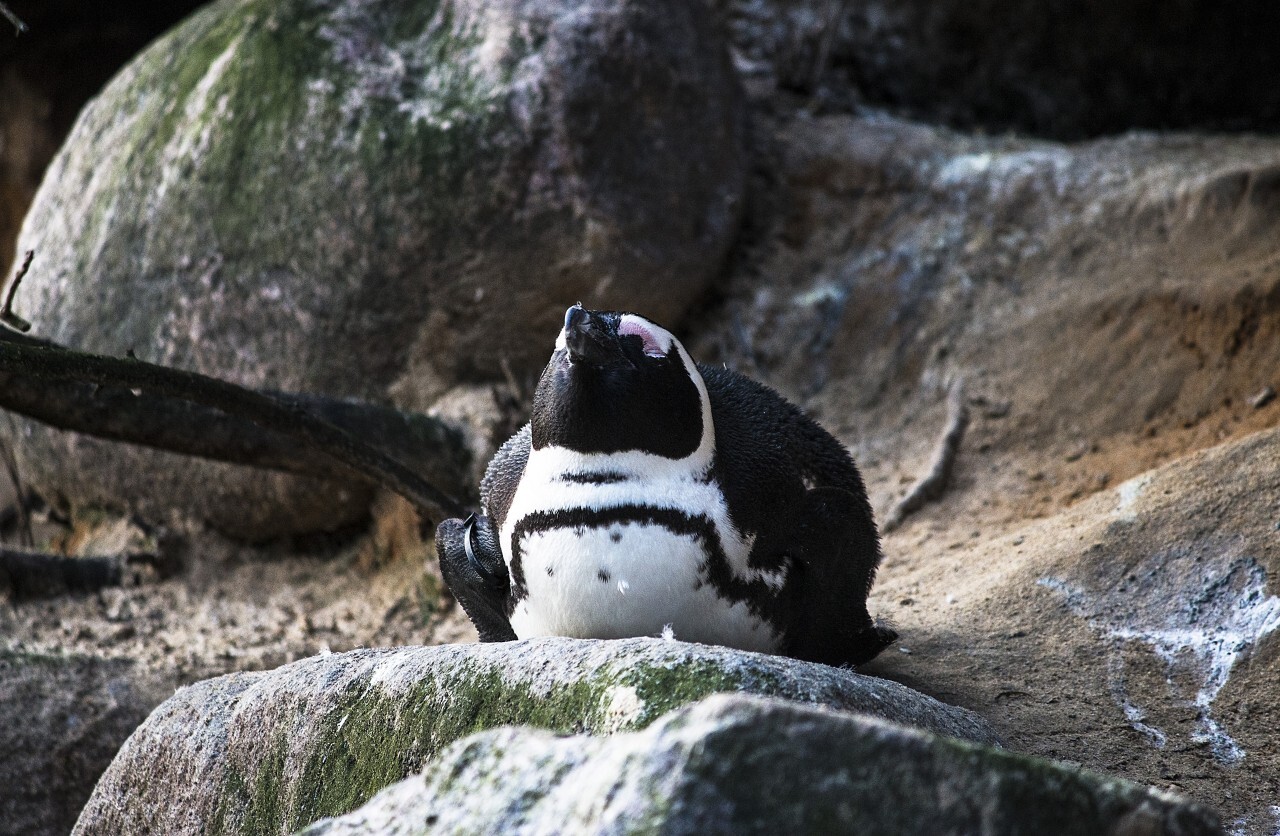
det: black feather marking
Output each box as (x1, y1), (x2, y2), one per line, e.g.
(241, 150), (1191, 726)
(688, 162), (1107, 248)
(480, 423), (531, 529)
(557, 471), (630, 485)
(507, 505), (783, 624)
(530, 310), (702, 458)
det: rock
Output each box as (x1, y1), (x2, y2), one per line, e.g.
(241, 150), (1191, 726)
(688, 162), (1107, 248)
(0, 467), (16, 529)
(1034, 427), (1280, 767)
(867, 425), (1280, 832)
(73, 637), (996, 835)
(684, 110), (1280, 833)
(701, 114), (1280, 491)
(0, 649), (174, 836)
(300, 693), (1221, 836)
(4, 0), (746, 539)
(721, 0), (1280, 138)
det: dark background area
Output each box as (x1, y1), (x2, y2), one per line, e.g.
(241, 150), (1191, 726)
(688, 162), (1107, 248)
(0, 0), (207, 277)
(8, 0), (1280, 276)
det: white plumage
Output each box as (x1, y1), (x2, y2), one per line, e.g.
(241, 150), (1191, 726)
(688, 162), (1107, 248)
(499, 314), (784, 650)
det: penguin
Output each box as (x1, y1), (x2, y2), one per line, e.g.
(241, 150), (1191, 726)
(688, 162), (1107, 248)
(436, 304), (896, 667)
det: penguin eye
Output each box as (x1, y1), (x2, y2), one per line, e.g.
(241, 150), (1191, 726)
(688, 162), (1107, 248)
(618, 319), (667, 358)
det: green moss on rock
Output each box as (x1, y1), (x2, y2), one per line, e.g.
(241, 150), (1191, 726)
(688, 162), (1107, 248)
(296, 694), (1221, 836)
(219, 656), (767, 829)
(8, 0), (746, 539)
(74, 638), (997, 835)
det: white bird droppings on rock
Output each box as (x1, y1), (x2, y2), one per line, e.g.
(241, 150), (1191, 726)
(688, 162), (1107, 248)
(1040, 550), (1280, 764)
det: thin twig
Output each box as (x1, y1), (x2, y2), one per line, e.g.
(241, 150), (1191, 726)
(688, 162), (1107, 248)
(882, 379), (969, 532)
(0, 339), (472, 520)
(0, 2), (26, 35)
(1, 250), (33, 332)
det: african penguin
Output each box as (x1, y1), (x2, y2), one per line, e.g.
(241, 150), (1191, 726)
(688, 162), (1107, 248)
(436, 304), (895, 667)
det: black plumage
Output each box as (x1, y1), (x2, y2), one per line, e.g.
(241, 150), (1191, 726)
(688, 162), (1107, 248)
(437, 306), (895, 667)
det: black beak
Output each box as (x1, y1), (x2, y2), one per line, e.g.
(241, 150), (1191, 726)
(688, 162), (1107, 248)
(563, 304), (615, 366)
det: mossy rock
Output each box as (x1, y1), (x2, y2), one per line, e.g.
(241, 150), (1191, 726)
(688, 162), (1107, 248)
(73, 637), (997, 835)
(6, 0), (745, 539)
(298, 693), (1222, 836)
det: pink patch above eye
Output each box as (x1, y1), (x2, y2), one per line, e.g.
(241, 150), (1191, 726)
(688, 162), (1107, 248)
(618, 319), (666, 357)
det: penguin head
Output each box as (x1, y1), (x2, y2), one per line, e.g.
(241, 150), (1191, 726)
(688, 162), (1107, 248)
(530, 304), (711, 460)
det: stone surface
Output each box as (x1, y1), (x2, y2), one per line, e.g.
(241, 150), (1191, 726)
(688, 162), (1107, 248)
(300, 693), (1221, 836)
(3, 0), (745, 538)
(872, 424), (1280, 834)
(0, 650), (174, 836)
(700, 114), (1280, 508)
(721, 0), (1280, 138)
(73, 637), (996, 835)
(680, 108), (1280, 831)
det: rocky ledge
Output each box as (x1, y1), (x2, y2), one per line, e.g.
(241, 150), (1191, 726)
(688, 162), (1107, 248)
(302, 693), (1220, 836)
(73, 636), (1003, 835)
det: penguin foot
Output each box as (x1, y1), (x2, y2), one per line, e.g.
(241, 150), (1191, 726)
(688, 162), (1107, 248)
(436, 514), (517, 642)
(841, 622), (899, 668)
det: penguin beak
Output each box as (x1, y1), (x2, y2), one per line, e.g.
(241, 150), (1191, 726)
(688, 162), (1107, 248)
(562, 304), (616, 366)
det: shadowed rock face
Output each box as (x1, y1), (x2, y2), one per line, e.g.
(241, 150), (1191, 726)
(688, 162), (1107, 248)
(298, 694), (1221, 836)
(722, 0), (1280, 139)
(71, 638), (998, 835)
(3, 0), (746, 540)
(0, 650), (175, 836)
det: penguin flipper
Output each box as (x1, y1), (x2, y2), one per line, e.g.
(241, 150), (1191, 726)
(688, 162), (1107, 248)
(783, 486), (896, 667)
(480, 423), (531, 530)
(436, 515), (517, 642)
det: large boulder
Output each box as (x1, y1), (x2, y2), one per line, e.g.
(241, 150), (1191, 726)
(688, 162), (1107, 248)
(5, 0), (746, 539)
(0, 650), (174, 836)
(72, 637), (996, 835)
(0, 0), (208, 279)
(300, 694), (1221, 836)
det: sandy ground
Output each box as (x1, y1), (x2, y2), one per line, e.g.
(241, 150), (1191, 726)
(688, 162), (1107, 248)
(4, 391), (1278, 830)
(0, 501), (477, 688)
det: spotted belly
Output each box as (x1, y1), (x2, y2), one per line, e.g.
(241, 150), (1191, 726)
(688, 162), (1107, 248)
(505, 507), (781, 652)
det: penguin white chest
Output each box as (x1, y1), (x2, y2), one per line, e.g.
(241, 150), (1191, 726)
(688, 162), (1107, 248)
(499, 455), (781, 652)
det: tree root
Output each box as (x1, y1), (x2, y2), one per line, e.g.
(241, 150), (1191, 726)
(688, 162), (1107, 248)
(883, 380), (969, 532)
(0, 329), (472, 521)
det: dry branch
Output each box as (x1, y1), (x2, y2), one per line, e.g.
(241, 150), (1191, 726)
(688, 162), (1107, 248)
(0, 547), (166, 600)
(883, 380), (969, 532)
(1, 250), (33, 331)
(0, 333), (472, 521)
(0, 333), (470, 491)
